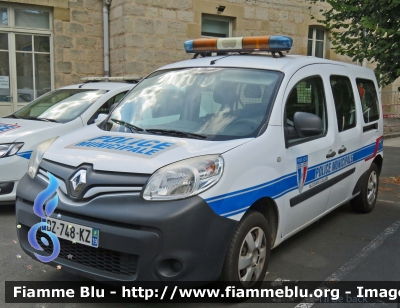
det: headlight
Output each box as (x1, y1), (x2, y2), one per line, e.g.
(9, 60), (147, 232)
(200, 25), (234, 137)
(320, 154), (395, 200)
(0, 143), (24, 158)
(142, 155), (224, 201)
(27, 137), (58, 179)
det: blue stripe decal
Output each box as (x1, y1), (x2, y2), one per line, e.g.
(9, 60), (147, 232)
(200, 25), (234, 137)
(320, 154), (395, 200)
(16, 151), (32, 160)
(206, 141), (383, 218)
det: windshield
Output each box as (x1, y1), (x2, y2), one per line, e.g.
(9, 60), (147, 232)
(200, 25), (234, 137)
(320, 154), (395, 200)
(13, 89), (107, 123)
(105, 68), (282, 141)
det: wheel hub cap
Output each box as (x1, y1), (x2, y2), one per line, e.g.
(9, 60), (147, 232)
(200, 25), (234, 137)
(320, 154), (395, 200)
(238, 227), (267, 287)
(251, 249), (260, 266)
(367, 171), (377, 205)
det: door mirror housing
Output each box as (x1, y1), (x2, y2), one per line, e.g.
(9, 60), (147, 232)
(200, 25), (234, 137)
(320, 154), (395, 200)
(293, 111), (324, 137)
(94, 113), (108, 123)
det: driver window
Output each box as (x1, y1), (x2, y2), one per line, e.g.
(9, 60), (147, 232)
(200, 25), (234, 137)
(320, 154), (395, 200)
(88, 91), (127, 124)
(285, 76), (327, 145)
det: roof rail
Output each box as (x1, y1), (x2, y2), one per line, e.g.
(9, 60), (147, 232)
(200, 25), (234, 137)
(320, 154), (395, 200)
(80, 76), (143, 83)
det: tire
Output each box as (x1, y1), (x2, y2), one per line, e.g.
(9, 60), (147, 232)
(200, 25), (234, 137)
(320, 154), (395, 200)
(221, 210), (271, 289)
(351, 163), (379, 213)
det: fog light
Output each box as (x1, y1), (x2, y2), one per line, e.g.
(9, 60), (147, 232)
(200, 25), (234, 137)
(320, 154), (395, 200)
(157, 258), (183, 277)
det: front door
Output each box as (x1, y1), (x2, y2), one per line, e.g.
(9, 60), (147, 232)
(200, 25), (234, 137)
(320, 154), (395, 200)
(281, 66), (337, 237)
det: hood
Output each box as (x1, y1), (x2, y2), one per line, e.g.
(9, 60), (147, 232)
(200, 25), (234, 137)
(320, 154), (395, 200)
(0, 118), (60, 143)
(44, 124), (252, 174)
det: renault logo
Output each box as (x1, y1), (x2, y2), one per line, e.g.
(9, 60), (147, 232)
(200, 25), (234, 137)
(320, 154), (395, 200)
(70, 170), (86, 194)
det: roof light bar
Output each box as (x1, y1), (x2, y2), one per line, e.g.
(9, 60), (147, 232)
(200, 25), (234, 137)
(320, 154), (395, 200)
(184, 36), (293, 54)
(80, 76), (143, 82)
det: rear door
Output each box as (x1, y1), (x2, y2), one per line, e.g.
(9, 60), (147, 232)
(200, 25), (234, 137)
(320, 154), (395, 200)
(325, 66), (362, 210)
(281, 66), (337, 237)
(355, 77), (383, 161)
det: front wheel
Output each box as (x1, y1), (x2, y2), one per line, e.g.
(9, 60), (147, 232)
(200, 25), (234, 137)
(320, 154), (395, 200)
(351, 163), (379, 213)
(221, 210), (271, 288)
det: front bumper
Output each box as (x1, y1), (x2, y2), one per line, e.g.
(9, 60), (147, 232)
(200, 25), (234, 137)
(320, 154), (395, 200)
(16, 173), (237, 282)
(0, 155), (28, 203)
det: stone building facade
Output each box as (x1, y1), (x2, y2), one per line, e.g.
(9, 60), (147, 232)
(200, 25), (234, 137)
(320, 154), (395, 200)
(53, 0), (105, 87)
(107, 0), (343, 77)
(0, 0), (394, 121)
(0, 0), (105, 115)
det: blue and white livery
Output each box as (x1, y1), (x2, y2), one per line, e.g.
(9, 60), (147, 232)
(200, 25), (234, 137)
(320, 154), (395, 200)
(16, 36), (384, 285)
(0, 81), (134, 204)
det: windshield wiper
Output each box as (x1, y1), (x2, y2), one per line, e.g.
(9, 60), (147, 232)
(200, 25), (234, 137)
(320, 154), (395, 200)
(110, 118), (144, 132)
(15, 116), (58, 122)
(146, 129), (207, 140)
(6, 114), (20, 119)
(36, 117), (59, 123)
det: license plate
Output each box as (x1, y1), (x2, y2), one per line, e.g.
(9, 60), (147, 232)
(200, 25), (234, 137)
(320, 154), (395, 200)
(41, 217), (99, 248)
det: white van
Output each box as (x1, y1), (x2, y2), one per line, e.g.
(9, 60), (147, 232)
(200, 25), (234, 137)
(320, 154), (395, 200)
(16, 36), (383, 288)
(0, 78), (137, 204)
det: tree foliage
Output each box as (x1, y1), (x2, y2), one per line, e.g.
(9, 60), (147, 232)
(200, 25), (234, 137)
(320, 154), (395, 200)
(310, 0), (400, 86)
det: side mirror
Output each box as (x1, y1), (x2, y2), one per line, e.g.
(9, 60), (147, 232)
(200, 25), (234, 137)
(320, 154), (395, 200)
(94, 113), (108, 123)
(293, 111), (324, 137)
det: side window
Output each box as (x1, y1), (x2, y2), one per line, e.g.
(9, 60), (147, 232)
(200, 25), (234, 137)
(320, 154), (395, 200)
(330, 76), (356, 132)
(113, 92), (126, 105)
(285, 76), (327, 145)
(356, 79), (380, 123)
(88, 91), (127, 124)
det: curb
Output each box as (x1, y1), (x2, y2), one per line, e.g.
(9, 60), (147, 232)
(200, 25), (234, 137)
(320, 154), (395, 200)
(383, 132), (400, 139)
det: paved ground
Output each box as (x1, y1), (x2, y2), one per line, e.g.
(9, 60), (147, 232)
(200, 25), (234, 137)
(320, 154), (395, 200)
(1, 139), (400, 308)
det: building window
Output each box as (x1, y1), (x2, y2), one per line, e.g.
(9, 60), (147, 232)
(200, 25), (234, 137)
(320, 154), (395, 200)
(0, 4), (52, 115)
(1, 8), (7, 26)
(16, 34), (51, 101)
(201, 14), (232, 38)
(15, 9), (50, 29)
(307, 26), (326, 58)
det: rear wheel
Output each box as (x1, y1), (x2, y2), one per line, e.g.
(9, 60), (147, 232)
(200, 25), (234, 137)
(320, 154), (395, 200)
(351, 163), (379, 213)
(221, 210), (271, 288)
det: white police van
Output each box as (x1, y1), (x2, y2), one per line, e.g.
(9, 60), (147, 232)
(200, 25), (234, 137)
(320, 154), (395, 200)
(16, 36), (383, 288)
(0, 77), (138, 204)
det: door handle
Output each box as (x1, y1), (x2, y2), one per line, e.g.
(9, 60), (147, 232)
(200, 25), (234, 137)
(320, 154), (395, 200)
(326, 150), (336, 158)
(338, 146), (347, 154)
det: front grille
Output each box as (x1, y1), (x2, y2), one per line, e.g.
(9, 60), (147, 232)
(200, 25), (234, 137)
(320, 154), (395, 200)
(39, 159), (150, 201)
(36, 231), (138, 277)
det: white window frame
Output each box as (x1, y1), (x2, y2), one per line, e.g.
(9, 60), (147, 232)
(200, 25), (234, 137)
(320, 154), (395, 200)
(201, 14), (233, 38)
(308, 26), (326, 59)
(0, 2), (53, 113)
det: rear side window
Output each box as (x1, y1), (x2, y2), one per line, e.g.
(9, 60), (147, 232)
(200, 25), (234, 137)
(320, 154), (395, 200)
(330, 75), (356, 132)
(356, 78), (380, 123)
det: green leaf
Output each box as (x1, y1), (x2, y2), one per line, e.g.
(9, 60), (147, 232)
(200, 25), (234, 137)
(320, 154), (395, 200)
(309, 0), (400, 85)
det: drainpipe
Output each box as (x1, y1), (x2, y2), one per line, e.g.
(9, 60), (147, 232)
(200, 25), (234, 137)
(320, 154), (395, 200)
(362, 29), (367, 67)
(103, 0), (112, 80)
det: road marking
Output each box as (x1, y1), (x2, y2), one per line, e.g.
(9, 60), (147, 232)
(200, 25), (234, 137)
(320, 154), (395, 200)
(271, 278), (291, 286)
(295, 220), (400, 308)
(377, 199), (400, 204)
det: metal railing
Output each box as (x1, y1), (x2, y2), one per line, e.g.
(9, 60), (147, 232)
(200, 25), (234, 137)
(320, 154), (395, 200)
(381, 91), (400, 131)
(381, 91), (400, 119)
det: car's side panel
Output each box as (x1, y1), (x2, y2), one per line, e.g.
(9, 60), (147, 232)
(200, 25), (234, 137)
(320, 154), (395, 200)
(201, 63), (383, 249)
